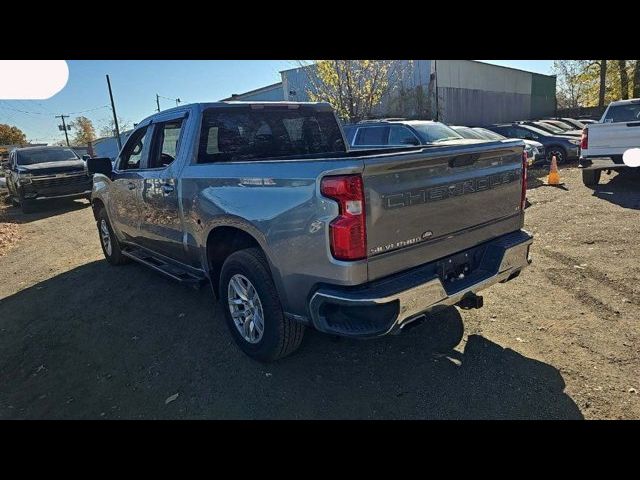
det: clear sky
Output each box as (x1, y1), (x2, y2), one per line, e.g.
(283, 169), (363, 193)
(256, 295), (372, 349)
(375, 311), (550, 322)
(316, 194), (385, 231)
(0, 60), (554, 144)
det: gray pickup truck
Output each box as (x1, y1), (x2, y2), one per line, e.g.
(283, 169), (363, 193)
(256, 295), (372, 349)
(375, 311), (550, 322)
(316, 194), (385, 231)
(87, 102), (533, 361)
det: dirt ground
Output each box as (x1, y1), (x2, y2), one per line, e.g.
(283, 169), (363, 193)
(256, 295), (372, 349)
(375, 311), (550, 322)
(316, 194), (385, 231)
(0, 166), (638, 419)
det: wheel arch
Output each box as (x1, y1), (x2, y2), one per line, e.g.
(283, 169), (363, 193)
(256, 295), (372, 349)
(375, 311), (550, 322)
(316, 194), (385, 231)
(205, 225), (276, 295)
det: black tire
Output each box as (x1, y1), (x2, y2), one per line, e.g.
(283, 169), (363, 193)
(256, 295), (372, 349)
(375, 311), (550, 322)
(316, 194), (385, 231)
(582, 169), (601, 188)
(96, 207), (130, 265)
(547, 146), (568, 164)
(219, 248), (305, 362)
(19, 194), (35, 214)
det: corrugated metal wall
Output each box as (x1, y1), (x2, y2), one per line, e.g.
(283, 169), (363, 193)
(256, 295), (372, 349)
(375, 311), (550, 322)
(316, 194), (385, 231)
(438, 87), (531, 126)
(228, 83), (284, 101)
(530, 73), (557, 119)
(280, 61), (557, 125)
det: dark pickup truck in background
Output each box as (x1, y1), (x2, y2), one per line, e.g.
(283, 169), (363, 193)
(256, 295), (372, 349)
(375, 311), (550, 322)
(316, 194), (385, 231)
(87, 101), (533, 361)
(5, 146), (92, 213)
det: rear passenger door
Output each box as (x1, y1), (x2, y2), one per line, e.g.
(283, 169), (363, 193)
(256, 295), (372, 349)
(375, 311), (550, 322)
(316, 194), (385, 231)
(137, 113), (188, 262)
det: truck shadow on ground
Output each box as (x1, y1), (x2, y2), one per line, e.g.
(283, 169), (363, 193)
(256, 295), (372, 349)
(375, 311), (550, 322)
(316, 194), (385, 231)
(0, 260), (583, 420)
(592, 171), (640, 210)
(1, 196), (91, 223)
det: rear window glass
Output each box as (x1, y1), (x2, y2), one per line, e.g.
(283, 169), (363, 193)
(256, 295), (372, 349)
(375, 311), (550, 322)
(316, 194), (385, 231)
(16, 148), (78, 165)
(197, 107), (346, 163)
(354, 126), (389, 146)
(603, 104), (640, 123)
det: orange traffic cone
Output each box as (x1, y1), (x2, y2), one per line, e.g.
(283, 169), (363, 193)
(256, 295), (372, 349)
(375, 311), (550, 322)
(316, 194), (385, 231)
(547, 155), (561, 185)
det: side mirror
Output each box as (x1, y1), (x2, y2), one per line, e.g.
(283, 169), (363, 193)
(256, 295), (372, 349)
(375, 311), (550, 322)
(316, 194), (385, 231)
(82, 154), (91, 161)
(402, 138), (420, 146)
(86, 157), (113, 176)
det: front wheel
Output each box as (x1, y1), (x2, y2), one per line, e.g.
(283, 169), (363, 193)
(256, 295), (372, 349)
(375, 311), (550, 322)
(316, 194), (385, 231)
(219, 248), (305, 362)
(582, 169), (601, 188)
(96, 207), (130, 265)
(547, 146), (567, 164)
(19, 194), (35, 214)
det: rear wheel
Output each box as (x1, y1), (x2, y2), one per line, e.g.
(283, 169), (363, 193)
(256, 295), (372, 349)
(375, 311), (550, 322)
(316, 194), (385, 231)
(547, 146), (567, 164)
(219, 248), (305, 362)
(582, 169), (601, 188)
(96, 207), (130, 265)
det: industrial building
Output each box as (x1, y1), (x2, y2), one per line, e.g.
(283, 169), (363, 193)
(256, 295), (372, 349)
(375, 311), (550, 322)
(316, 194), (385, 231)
(223, 60), (557, 126)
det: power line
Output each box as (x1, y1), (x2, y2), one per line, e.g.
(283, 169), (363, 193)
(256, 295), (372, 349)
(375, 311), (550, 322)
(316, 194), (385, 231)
(66, 105), (110, 115)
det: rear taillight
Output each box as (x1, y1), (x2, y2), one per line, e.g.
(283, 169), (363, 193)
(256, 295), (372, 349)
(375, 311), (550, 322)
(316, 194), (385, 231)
(581, 128), (588, 149)
(321, 174), (367, 261)
(521, 150), (528, 211)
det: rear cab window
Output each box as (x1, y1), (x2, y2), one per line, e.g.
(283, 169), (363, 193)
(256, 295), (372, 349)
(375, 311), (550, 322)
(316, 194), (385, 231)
(602, 103), (640, 123)
(197, 106), (346, 163)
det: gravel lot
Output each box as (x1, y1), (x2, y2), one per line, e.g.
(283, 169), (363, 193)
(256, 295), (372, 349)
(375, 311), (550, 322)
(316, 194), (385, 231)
(0, 166), (638, 419)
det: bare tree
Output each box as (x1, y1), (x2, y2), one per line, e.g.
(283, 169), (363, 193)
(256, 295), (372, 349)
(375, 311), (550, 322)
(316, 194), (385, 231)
(634, 61), (640, 98)
(98, 116), (132, 138)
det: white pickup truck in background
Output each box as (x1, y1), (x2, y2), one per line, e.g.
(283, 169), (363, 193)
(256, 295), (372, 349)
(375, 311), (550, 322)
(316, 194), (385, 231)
(579, 98), (640, 187)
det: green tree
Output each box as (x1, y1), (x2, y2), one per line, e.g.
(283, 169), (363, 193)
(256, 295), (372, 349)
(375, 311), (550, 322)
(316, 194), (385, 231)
(0, 124), (27, 145)
(71, 116), (96, 146)
(554, 60), (639, 108)
(302, 60), (411, 122)
(633, 61), (640, 98)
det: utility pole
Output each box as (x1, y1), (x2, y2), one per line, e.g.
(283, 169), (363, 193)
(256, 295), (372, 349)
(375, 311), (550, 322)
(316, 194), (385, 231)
(156, 94), (161, 112)
(434, 59), (439, 122)
(106, 75), (122, 152)
(55, 114), (70, 146)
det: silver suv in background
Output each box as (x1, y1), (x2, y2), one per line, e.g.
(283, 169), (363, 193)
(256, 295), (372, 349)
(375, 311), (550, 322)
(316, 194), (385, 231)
(342, 119), (482, 149)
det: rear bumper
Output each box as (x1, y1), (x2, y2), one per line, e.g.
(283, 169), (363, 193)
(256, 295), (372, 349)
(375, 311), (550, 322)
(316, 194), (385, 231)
(579, 156), (630, 171)
(308, 230), (533, 337)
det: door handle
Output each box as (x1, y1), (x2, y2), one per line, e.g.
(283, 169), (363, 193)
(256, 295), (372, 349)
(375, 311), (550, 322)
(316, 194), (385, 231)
(161, 184), (174, 194)
(127, 182), (136, 190)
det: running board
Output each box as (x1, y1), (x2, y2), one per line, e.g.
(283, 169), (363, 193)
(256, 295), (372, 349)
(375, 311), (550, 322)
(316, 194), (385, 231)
(122, 248), (206, 286)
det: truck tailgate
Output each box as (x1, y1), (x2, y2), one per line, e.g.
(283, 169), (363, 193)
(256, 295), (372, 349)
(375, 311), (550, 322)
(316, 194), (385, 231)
(362, 140), (525, 281)
(585, 122), (640, 157)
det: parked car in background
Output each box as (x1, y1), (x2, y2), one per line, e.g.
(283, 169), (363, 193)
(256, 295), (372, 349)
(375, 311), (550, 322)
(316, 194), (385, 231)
(486, 123), (581, 163)
(87, 102), (532, 361)
(343, 120), (478, 149)
(449, 125), (488, 140)
(579, 98), (640, 187)
(539, 119), (583, 134)
(520, 121), (582, 137)
(5, 146), (92, 213)
(555, 118), (587, 129)
(469, 127), (544, 165)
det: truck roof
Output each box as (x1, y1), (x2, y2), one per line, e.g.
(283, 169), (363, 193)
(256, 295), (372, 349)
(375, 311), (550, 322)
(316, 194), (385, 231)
(607, 98), (640, 106)
(135, 101), (335, 127)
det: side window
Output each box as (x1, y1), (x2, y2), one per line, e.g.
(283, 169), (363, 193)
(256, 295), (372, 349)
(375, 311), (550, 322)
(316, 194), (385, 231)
(518, 128), (538, 140)
(119, 126), (149, 170)
(389, 125), (420, 145)
(354, 126), (390, 146)
(149, 119), (184, 169)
